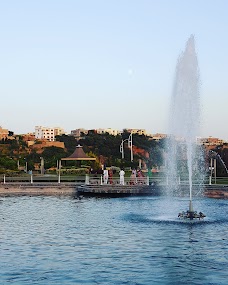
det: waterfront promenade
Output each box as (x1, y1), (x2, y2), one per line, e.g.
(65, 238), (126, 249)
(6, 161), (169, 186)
(1, 179), (228, 198)
(0, 183), (77, 196)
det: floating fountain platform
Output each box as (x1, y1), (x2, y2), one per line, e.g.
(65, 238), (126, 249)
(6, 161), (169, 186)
(178, 200), (206, 220)
(178, 210), (206, 220)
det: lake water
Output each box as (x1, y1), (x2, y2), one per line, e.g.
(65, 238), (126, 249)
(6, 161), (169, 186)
(0, 195), (227, 285)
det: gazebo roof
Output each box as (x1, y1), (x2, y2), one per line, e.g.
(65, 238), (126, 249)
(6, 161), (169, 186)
(61, 144), (96, 161)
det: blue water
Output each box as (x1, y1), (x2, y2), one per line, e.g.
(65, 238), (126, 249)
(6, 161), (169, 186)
(0, 195), (227, 285)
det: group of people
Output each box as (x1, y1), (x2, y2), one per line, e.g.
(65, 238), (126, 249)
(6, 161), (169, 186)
(130, 168), (145, 185)
(102, 167), (145, 185)
(103, 167), (125, 185)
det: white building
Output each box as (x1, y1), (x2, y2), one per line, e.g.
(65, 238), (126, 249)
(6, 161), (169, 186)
(97, 128), (121, 136)
(35, 126), (65, 141)
(125, 129), (147, 136)
(71, 128), (121, 137)
(150, 133), (167, 141)
(71, 128), (89, 137)
(0, 126), (9, 140)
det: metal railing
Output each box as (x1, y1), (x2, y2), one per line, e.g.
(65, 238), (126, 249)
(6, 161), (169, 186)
(0, 174), (152, 186)
(1, 174), (228, 186)
(86, 175), (150, 185)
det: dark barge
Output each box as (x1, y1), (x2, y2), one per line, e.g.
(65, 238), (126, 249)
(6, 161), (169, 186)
(77, 184), (161, 197)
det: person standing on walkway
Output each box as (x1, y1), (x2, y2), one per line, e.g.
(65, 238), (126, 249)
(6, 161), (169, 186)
(108, 168), (113, 184)
(130, 168), (137, 184)
(103, 167), (109, 184)
(119, 168), (125, 185)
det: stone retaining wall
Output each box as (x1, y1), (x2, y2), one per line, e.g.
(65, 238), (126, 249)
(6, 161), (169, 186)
(0, 184), (77, 196)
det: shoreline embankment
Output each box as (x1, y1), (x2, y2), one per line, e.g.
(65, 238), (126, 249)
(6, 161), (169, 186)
(0, 183), (228, 198)
(0, 183), (77, 196)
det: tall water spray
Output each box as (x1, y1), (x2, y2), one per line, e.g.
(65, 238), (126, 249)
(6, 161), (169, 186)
(167, 35), (202, 213)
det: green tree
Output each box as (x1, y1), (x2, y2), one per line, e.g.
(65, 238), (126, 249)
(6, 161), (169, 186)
(0, 157), (17, 171)
(56, 134), (77, 155)
(41, 146), (67, 169)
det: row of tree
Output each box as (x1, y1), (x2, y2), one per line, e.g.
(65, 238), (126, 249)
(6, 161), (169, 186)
(0, 132), (165, 174)
(1, 132), (228, 176)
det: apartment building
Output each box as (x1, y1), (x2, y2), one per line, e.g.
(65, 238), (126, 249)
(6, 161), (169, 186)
(35, 126), (65, 141)
(150, 133), (167, 141)
(197, 137), (224, 146)
(71, 128), (89, 138)
(96, 128), (121, 136)
(71, 128), (121, 137)
(0, 126), (9, 140)
(125, 129), (147, 136)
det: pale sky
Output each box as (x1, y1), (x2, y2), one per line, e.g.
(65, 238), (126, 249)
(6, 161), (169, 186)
(1, 0), (228, 140)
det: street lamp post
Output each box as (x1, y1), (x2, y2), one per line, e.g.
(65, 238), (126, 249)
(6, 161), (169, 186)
(58, 159), (61, 183)
(24, 158), (28, 173)
(120, 133), (133, 162)
(128, 133), (133, 162)
(40, 157), (44, 175)
(17, 156), (22, 170)
(120, 139), (127, 159)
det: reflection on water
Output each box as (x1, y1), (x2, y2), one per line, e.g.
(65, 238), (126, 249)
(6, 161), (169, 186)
(0, 196), (227, 284)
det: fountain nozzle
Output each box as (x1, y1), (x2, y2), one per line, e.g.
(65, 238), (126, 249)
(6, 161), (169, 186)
(189, 200), (193, 212)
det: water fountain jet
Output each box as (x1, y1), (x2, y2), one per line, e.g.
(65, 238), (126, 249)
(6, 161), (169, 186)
(166, 35), (206, 220)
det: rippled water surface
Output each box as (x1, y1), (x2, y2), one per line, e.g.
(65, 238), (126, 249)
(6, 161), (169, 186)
(0, 195), (227, 285)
